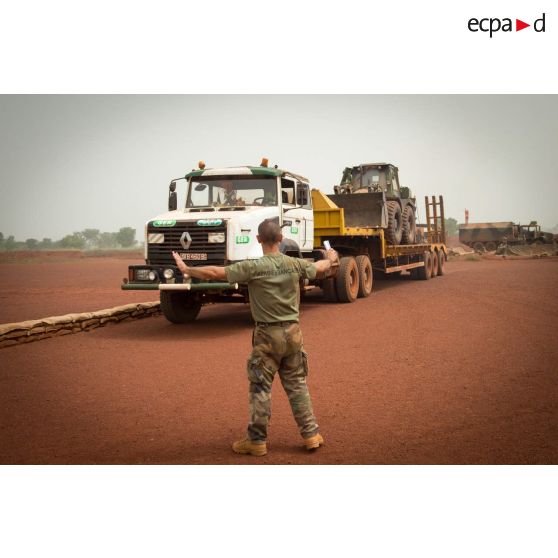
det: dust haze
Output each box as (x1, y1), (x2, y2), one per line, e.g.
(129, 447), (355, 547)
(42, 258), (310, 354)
(0, 95), (557, 241)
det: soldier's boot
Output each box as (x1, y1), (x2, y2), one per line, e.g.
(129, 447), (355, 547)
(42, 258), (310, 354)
(304, 433), (324, 451)
(232, 438), (267, 456)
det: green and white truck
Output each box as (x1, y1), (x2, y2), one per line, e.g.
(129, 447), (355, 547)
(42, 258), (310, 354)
(122, 159), (447, 323)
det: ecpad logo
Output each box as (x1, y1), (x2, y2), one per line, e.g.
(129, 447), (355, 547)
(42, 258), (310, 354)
(468, 13), (546, 37)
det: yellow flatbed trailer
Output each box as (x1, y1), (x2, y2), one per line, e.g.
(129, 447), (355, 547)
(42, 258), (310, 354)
(309, 190), (447, 301)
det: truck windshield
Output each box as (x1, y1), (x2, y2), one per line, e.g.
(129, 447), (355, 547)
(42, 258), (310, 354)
(186, 176), (278, 208)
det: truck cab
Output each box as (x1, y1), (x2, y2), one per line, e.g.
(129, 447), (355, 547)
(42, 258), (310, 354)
(122, 159), (316, 323)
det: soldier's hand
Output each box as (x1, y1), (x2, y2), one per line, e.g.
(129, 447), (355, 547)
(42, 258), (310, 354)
(326, 249), (339, 266)
(172, 251), (190, 276)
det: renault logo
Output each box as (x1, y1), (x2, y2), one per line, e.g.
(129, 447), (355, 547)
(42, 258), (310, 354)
(180, 231), (192, 250)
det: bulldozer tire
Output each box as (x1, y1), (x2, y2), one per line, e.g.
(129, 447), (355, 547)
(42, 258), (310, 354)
(322, 277), (338, 302)
(336, 256), (360, 303)
(437, 250), (445, 276)
(485, 241), (497, 252)
(401, 205), (417, 244)
(473, 242), (485, 253)
(430, 250), (439, 278)
(416, 252), (432, 280)
(385, 201), (403, 245)
(355, 255), (373, 298)
(160, 291), (202, 324)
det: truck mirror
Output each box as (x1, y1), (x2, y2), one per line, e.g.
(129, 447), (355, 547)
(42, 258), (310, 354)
(168, 191), (177, 211)
(168, 182), (177, 211)
(296, 185), (308, 206)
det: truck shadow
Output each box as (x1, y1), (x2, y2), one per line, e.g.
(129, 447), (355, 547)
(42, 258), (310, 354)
(301, 273), (414, 306)
(107, 298), (328, 342)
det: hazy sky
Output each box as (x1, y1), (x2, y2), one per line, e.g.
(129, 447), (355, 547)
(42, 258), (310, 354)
(1, 95), (557, 241)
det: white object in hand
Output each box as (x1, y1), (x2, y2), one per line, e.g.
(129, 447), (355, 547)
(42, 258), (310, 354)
(323, 240), (331, 250)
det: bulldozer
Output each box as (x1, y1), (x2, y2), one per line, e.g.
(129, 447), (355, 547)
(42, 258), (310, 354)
(332, 163), (417, 245)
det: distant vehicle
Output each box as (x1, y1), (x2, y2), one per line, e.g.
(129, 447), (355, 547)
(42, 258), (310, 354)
(459, 221), (554, 252)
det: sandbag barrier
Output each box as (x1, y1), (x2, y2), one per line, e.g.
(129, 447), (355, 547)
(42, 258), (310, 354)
(0, 302), (161, 349)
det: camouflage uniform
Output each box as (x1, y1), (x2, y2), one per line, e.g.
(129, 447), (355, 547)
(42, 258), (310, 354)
(225, 252), (320, 442)
(248, 322), (318, 441)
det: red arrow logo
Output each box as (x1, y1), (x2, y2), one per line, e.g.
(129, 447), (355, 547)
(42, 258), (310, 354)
(516, 19), (530, 31)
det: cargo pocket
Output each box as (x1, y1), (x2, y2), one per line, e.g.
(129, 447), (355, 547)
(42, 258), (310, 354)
(301, 349), (309, 377)
(247, 356), (264, 384)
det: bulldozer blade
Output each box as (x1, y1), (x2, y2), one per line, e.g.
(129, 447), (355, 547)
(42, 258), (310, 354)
(328, 192), (388, 229)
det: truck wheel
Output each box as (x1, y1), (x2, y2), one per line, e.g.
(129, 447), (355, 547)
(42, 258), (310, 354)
(336, 256), (360, 303)
(473, 242), (485, 253)
(416, 252), (432, 280)
(355, 255), (373, 298)
(160, 291), (202, 324)
(437, 251), (445, 276)
(430, 251), (438, 278)
(401, 205), (417, 244)
(322, 277), (338, 302)
(385, 201), (403, 245)
(485, 241), (497, 252)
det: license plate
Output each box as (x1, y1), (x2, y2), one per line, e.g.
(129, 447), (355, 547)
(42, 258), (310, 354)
(179, 253), (207, 261)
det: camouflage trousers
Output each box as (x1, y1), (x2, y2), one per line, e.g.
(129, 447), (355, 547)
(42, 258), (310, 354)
(246, 322), (319, 442)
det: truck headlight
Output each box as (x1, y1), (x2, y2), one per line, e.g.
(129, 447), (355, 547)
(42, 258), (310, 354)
(208, 232), (225, 243)
(135, 269), (151, 280)
(148, 271), (157, 281)
(163, 268), (174, 279)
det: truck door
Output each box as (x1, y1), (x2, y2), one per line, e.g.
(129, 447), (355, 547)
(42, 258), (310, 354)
(280, 177), (303, 250)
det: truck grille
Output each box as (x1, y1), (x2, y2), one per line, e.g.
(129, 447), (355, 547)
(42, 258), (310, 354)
(147, 221), (227, 266)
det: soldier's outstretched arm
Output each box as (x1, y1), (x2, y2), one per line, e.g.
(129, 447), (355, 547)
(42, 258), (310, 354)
(172, 251), (227, 281)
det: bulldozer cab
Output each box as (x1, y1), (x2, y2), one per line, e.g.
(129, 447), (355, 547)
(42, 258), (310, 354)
(339, 163), (402, 197)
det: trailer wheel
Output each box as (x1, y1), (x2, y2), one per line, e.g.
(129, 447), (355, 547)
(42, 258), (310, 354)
(485, 241), (497, 252)
(473, 242), (485, 253)
(430, 251), (439, 278)
(355, 255), (373, 298)
(160, 291), (202, 324)
(385, 201), (403, 245)
(437, 251), (445, 276)
(416, 252), (432, 280)
(322, 277), (338, 302)
(336, 256), (360, 303)
(401, 205), (417, 244)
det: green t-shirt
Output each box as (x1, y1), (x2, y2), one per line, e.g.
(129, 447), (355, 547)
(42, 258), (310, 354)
(225, 253), (317, 323)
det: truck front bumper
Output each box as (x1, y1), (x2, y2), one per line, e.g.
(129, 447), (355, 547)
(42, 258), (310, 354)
(121, 282), (239, 291)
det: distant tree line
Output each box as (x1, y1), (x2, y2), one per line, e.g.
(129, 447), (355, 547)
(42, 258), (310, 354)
(0, 228), (138, 251)
(444, 218), (459, 236)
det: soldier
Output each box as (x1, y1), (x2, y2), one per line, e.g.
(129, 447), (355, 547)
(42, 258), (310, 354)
(172, 219), (336, 456)
(220, 180), (245, 206)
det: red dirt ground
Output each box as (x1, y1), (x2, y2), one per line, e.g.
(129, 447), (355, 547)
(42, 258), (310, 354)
(1, 257), (557, 464)
(0, 255), (153, 323)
